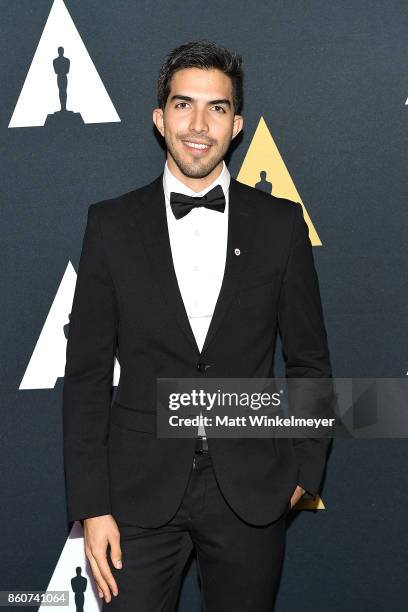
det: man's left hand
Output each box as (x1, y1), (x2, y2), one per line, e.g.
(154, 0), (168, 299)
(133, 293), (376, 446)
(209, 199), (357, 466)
(289, 485), (306, 509)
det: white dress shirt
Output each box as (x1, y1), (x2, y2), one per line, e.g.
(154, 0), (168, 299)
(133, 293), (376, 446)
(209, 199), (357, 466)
(163, 160), (230, 437)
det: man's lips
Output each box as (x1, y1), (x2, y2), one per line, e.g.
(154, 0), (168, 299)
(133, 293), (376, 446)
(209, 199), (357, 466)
(181, 140), (213, 155)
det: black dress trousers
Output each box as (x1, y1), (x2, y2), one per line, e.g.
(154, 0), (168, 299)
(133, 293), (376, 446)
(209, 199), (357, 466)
(103, 451), (289, 612)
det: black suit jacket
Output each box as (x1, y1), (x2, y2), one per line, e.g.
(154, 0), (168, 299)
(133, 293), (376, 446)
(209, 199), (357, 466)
(62, 173), (333, 527)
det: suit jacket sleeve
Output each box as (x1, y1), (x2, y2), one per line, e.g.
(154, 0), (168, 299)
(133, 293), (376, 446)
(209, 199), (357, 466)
(62, 203), (118, 522)
(278, 202), (333, 500)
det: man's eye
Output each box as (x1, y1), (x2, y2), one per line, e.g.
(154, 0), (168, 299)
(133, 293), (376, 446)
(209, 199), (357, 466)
(175, 102), (189, 109)
(212, 106), (226, 113)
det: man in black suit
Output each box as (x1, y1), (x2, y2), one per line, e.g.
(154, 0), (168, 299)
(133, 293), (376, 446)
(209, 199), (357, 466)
(63, 40), (333, 611)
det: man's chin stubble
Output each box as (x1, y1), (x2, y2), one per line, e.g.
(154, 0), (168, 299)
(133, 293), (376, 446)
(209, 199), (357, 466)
(176, 162), (218, 179)
(169, 148), (224, 179)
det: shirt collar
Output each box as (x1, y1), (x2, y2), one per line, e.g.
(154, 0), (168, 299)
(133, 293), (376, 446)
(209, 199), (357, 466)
(163, 159), (230, 208)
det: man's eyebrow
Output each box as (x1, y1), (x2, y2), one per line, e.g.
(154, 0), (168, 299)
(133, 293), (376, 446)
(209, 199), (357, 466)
(170, 95), (231, 108)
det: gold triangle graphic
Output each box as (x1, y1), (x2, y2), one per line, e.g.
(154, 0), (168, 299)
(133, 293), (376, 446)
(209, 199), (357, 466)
(293, 495), (325, 510)
(236, 117), (322, 246)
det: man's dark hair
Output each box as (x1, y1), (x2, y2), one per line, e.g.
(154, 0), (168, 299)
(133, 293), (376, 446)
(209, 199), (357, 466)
(157, 40), (243, 115)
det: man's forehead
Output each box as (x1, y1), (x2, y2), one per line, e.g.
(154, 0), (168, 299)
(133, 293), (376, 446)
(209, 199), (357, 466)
(170, 68), (232, 97)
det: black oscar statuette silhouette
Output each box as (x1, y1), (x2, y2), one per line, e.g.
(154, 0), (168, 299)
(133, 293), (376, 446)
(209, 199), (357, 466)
(255, 170), (273, 194)
(71, 567), (87, 612)
(45, 46), (84, 126)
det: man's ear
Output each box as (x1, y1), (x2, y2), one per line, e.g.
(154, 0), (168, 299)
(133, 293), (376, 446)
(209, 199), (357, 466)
(152, 108), (165, 137)
(232, 114), (244, 139)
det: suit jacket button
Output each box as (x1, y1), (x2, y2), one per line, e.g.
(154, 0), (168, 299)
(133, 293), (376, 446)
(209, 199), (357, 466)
(196, 362), (211, 374)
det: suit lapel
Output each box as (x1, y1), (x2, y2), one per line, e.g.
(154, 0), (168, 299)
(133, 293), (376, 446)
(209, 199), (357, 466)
(200, 177), (254, 354)
(131, 173), (254, 357)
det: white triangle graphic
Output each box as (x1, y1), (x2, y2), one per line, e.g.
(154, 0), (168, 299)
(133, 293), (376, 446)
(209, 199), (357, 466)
(9, 0), (120, 127)
(40, 521), (101, 612)
(20, 261), (120, 390)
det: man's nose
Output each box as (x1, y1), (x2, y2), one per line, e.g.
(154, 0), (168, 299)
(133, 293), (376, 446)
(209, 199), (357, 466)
(189, 108), (209, 133)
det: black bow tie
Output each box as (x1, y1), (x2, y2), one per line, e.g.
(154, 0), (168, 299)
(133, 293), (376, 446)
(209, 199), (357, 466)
(169, 184), (226, 220)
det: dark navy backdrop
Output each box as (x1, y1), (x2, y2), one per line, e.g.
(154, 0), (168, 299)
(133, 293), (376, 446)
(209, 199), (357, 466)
(1, 1), (407, 610)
